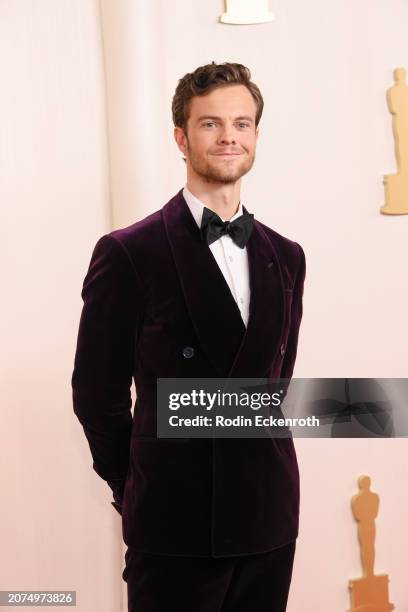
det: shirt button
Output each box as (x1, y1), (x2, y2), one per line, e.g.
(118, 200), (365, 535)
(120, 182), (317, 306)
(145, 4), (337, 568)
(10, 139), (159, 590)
(229, 255), (233, 262)
(182, 346), (195, 359)
(240, 297), (244, 304)
(280, 343), (286, 357)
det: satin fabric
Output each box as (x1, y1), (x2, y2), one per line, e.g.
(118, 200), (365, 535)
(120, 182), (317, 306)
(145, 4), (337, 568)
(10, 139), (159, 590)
(200, 206), (254, 248)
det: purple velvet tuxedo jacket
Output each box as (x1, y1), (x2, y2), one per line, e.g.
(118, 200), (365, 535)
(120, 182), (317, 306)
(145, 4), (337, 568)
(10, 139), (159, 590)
(72, 188), (306, 558)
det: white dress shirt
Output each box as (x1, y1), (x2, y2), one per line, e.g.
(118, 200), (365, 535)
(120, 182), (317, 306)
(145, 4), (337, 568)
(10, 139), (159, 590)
(183, 185), (250, 327)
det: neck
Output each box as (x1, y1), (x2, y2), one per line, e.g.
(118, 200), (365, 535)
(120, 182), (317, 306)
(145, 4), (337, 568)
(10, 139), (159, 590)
(186, 176), (241, 220)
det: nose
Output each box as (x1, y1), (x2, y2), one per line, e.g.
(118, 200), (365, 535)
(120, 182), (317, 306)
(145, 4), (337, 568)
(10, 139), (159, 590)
(218, 124), (236, 145)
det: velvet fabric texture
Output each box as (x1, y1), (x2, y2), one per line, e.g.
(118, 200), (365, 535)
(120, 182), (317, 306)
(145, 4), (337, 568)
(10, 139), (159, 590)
(72, 189), (306, 557)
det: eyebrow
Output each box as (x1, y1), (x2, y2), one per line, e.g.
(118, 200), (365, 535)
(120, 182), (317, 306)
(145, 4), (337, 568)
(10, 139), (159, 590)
(196, 115), (254, 124)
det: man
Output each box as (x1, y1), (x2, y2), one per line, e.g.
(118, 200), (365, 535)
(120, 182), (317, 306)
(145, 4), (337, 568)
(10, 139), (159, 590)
(72, 62), (306, 612)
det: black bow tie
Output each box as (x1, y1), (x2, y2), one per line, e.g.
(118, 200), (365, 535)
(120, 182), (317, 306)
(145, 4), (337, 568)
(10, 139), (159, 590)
(200, 207), (254, 249)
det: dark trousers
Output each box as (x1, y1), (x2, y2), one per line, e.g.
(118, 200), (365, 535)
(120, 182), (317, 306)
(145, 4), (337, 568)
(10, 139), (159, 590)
(122, 540), (296, 612)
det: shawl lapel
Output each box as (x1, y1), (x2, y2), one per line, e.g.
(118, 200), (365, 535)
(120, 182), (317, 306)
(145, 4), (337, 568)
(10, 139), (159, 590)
(162, 190), (285, 377)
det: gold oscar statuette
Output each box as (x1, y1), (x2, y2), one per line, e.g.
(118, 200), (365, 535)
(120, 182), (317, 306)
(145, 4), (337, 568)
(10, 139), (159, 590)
(381, 67), (408, 214)
(348, 475), (394, 612)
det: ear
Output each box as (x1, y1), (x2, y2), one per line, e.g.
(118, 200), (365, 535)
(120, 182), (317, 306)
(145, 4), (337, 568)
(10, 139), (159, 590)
(174, 126), (188, 157)
(255, 126), (260, 141)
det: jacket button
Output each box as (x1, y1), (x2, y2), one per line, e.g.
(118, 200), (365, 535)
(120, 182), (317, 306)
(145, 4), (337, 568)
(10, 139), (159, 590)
(280, 343), (285, 357)
(182, 346), (194, 358)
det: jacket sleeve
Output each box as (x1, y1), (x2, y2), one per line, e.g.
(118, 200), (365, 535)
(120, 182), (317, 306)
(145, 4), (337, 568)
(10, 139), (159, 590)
(71, 234), (142, 514)
(280, 242), (306, 380)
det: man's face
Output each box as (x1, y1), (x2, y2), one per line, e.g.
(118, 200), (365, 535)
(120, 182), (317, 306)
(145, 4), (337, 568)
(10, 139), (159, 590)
(175, 84), (259, 185)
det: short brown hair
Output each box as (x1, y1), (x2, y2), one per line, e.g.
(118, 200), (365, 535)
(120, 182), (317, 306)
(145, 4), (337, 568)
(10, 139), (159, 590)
(172, 62), (264, 132)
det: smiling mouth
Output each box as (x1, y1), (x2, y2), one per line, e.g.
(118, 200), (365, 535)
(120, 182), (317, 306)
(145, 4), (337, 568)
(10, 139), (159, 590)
(213, 153), (242, 158)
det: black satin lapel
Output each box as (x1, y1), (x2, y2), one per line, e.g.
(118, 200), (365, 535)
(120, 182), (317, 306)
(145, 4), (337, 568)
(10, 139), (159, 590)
(228, 219), (285, 378)
(162, 191), (246, 376)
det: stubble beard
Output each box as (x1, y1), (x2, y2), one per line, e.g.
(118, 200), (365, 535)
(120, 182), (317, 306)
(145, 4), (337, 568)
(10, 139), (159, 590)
(185, 140), (256, 185)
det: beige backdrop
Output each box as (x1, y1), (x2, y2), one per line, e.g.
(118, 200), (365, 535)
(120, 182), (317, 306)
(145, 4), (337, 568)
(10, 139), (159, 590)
(1, 0), (407, 610)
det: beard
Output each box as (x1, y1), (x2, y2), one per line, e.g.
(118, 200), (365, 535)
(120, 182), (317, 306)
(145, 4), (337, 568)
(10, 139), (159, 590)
(185, 141), (256, 185)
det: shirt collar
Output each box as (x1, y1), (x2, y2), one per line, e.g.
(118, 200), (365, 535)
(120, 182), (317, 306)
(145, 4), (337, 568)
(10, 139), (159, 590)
(183, 185), (243, 229)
